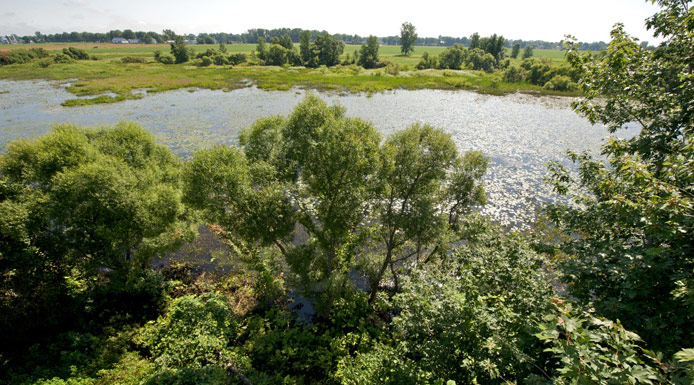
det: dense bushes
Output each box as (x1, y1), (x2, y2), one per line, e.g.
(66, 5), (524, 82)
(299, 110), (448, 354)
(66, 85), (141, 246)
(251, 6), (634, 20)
(0, 47), (50, 65)
(501, 58), (579, 90)
(139, 293), (241, 370)
(418, 45), (496, 72)
(62, 47), (90, 60)
(337, 220), (554, 384)
(0, 122), (195, 350)
(120, 56), (146, 64)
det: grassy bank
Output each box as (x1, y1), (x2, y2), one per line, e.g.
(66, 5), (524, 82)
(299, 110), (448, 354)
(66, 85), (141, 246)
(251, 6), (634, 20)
(0, 43), (575, 104)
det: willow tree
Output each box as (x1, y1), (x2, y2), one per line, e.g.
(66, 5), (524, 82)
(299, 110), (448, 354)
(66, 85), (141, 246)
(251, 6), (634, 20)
(186, 95), (488, 315)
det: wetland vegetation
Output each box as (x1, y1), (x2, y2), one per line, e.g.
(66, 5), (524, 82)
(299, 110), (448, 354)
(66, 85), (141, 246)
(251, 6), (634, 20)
(1, 1), (693, 385)
(1, 32), (578, 108)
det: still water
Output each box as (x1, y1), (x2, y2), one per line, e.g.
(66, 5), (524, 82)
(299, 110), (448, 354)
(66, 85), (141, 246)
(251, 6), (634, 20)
(0, 80), (638, 229)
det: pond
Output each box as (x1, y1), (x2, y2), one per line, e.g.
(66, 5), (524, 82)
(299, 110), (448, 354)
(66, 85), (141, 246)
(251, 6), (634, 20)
(0, 80), (639, 229)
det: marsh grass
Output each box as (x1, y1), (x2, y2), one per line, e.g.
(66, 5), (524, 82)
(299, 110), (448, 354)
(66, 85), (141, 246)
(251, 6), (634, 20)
(0, 43), (575, 105)
(60, 93), (143, 106)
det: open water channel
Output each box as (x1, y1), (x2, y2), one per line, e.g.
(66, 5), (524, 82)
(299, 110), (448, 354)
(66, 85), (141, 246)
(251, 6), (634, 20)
(0, 80), (639, 229)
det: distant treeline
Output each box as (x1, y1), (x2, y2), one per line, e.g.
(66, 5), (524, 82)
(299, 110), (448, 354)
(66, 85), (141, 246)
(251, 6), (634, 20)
(11, 28), (616, 50)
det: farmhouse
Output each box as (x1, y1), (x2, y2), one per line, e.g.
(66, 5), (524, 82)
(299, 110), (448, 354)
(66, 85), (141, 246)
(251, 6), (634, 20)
(111, 37), (129, 44)
(1, 35), (19, 44)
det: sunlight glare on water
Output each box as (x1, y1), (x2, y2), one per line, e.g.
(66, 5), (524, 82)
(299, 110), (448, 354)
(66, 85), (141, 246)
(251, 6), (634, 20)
(0, 80), (639, 229)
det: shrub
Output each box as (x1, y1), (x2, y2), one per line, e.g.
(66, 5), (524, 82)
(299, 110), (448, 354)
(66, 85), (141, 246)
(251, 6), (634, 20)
(0, 48), (50, 65)
(502, 66), (525, 82)
(212, 54), (227, 65)
(142, 367), (230, 385)
(62, 47), (90, 60)
(53, 53), (75, 64)
(384, 62), (399, 76)
(38, 58), (53, 68)
(138, 293), (241, 369)
(154, 50), (175, 65)
(416, 51), (437, 70)
(199, 56), (213, 67)
(542, 75), (576, 91)
(338, 220), (554, 384)
(227, 53), (246, 65)
(534, 300), (667, 384)
(120, 56), (146, 64)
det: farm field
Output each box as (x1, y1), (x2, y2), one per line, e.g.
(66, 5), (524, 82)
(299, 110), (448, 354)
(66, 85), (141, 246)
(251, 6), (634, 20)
(0, 42), (568, 66)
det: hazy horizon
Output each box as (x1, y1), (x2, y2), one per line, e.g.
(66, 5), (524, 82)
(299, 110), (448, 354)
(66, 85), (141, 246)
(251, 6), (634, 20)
(1, 0), (662, 44)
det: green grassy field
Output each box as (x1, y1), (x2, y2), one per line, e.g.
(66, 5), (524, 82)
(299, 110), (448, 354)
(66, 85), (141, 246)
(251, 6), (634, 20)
(0, 43), (573, 105)
(1, 42), (567, 66)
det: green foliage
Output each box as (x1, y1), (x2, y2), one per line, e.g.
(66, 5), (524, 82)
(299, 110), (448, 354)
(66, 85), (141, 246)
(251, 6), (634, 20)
(503, 65), (525, 82)
(120, 56), (146, 64)
(0, 48), (51, 65)
(546, 0), (694, 353)
(522, 44), (534, 59)
(53, 53), (75, 64)
(256, 37), (267, 61)
(266, 44), (289, 66)
(153, 50), (175, 65)
(212, 54), (227, 66)
(199, 56), (213, 67)
(0, 123), (195, 348)
(62, 47), (90, 60)
(299, 30), (312, 66)
(139, 293), (241, 370)
(278, 33), (293, 50)
(416, 51), (438, 70)
(367, 124), (488, 305)
(170, 36), (191, 64)
(314, 33), (344, 67)
(358, 35), (380, 69)
(438, 44), (466, 69)
(400, 22), (417, 56)
(466, 48), (496, 72)
(384, 62), (399, 76)
(241, 292), (380, 384)
(511, 43), (521, 59)
(188, 95), (488, 317)
(535, 300), (665, 385)
(143, 366), (230, 385)
(227, 53), (246, 65)
(470, 32), (480, 49)
(339, 220), (553, 384)
(479, 33), (506, 65)
(542, 75), (577, 91)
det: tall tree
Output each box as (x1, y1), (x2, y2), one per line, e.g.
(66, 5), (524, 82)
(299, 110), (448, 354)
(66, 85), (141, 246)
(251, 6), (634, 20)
(358, 35), (380, 68)
(469, 32), (480, 49)
(314, 33), (344, 66)
(511, 43), (521, 58)
(400, 22), (418, 56)
(522, 44), (534, 59)
(170, 36), (190, 63)
(300, 30), (312, 65)
(256, 37), (267, 61)
(186, 95), (488, 316)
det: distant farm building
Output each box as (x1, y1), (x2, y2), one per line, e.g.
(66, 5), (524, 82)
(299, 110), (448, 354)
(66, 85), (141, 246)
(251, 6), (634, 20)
(127, 39), (140, 44)
(111, 37), (129, 44)
(1, 35), (19, 44)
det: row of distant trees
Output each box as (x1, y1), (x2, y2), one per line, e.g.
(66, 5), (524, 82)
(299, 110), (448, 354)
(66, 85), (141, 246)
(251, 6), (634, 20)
(15, 28), (616, 50)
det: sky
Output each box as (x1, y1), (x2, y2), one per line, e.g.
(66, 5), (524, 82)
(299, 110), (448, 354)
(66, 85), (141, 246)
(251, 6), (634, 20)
(0, 0), (663, 43)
